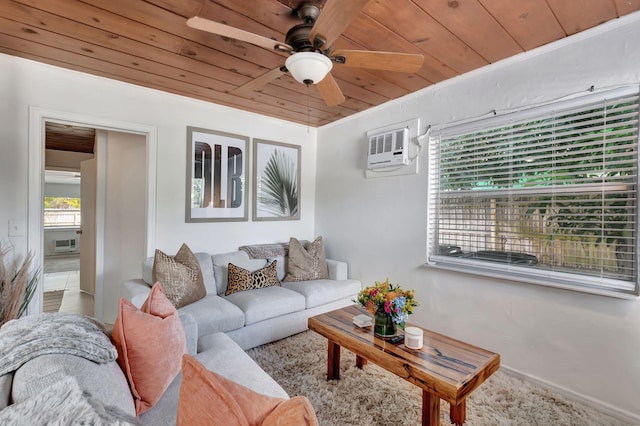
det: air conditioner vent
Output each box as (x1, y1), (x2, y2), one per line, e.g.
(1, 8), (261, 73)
(367, 127), (409, 169)
(54, 238), (77, 253)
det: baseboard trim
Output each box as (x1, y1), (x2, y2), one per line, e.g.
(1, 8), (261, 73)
(500, 365), (640, 424)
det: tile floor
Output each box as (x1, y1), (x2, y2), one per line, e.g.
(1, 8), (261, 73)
(43, 270), (94, 316)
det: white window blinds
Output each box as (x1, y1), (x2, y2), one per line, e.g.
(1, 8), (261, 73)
(427, 87), (640, 297)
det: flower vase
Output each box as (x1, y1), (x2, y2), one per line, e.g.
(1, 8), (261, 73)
(374, 310), (397, 337)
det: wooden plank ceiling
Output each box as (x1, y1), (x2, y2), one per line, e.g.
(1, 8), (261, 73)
(1, 0), (639, 127)
(45, 122), (95, 153)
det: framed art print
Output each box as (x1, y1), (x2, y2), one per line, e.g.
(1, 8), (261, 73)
(186, 127), (249, 222)
(253, 139), (301, 221)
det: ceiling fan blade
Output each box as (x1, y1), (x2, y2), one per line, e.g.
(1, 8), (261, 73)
(309, 0), (370, 50)
(187, 16), (292, 52)
(316, 74), (345, 107)
(332, 50), (424, 73)
(232, 67), (286, 96)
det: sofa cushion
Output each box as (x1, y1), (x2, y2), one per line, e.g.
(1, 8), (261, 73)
(224, 286), (305, 325)
(11, 354), (136, 417)
(281, 279), (362, 309)
(142, 257), (154, 285)
(283, 237), (329, 282)
(152, 244), (206, 308)
(269, 255), (287, 281)
(111, 283), (186, 415)
(179, 294), (245, 338)
(178, 312), (198, 356)
(0, 376), (138, 425)
(226, 261), (280, 296)
(213, 251), (267, 295)
(195, 252), (217, 294)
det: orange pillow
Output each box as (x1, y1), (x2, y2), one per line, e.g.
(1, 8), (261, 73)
(111, 283), (186, 415)
(177, 354), (318, 426)
(262, 396), (319, 426)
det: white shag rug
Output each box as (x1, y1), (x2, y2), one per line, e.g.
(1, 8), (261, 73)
(247, 331), (628, 426)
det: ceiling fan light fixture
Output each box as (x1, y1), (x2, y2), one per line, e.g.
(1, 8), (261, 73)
(285, 52), (333, 85)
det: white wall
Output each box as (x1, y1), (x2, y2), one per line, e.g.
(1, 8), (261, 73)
(316, 12), (640, 422)
(0, 52), (316, 323)
(45, 149), (93, 171)
(102, 131), (146, 321)
(43, 229), (80, 257)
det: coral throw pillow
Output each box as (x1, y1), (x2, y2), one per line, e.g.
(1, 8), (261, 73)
(177, 354), (318, 426)
(111, 283), (186, 415)
(283, 236), (329, 282)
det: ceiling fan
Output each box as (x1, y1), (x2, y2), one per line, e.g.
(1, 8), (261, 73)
(187, 0), (424, 107)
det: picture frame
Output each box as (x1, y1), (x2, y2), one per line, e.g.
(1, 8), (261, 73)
(253, 139), (301, 221)
(186, 127), (249, 222)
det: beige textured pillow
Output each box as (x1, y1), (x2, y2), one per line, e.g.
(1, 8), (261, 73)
(152, 244), (206, 308)
(283, 237), (329, 282)
(225, 261), (280, 296)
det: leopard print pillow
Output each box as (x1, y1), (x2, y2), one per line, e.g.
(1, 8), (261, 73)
(225, 260), (280, 296)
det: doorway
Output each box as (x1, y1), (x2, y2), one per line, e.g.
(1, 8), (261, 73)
(28, 107), (158, 324)
(42, 167), (91, 316)
(42, 122), (96, 316)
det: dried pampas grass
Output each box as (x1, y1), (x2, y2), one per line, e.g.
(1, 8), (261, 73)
(0, 245), (39, 327)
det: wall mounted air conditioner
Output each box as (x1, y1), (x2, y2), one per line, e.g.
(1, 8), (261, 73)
(367, 127), (409, 169)
(54, 238), (77, 253)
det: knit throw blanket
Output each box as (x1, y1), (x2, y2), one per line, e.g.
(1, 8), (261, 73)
(239, 241), (310, 259)
(0, 313), (117, 376)
(0, 376), (139, 425)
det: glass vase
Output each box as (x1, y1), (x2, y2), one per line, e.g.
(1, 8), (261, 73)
(374, 310), (397, 337)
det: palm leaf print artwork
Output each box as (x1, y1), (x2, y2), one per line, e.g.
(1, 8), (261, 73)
(258, 149), (298, 217)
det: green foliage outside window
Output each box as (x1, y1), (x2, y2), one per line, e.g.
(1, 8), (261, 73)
(44, 197), (81, 209)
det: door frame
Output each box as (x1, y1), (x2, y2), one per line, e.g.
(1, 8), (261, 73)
(28, 106), (157, 321)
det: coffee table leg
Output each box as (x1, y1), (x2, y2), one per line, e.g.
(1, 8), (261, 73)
(449, 400), (466, 426)
(327, 341), (341, 380)
(356, 355), (367, 369)
(422, 390), (440, 426)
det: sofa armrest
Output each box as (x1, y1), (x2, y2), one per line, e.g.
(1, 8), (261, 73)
(121, 279), (151, 308)
(326, 259), (347, 280)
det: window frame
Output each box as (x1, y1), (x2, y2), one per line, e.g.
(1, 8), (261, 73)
(426, 86), (640, 299)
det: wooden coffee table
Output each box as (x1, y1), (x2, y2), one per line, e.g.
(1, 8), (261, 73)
(308, 305), (500, 426)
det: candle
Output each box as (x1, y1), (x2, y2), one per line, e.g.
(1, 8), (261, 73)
(404, 326), (423, 349)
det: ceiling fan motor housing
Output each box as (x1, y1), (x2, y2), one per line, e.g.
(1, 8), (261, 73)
(285, 23), (327, 54)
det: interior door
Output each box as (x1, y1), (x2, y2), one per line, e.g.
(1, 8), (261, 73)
(79, 158), (96, 295)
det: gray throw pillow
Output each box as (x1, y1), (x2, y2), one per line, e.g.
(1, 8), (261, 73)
(283, 236), (329, 282)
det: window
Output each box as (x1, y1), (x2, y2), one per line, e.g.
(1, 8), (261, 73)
(427, 87), (640, 297)
(44, 197), (81, 228)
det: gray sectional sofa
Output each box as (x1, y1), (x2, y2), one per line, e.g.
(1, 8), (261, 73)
(0, 313), (289, 425)
(1, 242), (359, 424)
(121, 243), (362, 350)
